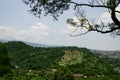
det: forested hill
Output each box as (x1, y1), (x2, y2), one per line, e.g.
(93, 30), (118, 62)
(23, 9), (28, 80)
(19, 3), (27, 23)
(6, 41), (92, 70)
(0, 41), (120, 80)
(2, 41), (120, 79)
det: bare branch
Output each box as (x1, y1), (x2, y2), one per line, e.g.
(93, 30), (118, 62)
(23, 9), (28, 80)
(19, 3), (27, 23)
(95, 0), (101, 5)
(95, 27), (120, 33)
(72, 25), (79, 33)
(68, 0), (120, 36)
(111, 8), (120, 27)
(115, 10), (120, 13)
(70, 30), (90, 37)
(69, 1), (109, 9)
(99, 0), (105, 5)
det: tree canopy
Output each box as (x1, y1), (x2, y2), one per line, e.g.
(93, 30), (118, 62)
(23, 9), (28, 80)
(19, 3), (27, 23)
(0, 42), (11, 76)
(23, 0), (120, 36)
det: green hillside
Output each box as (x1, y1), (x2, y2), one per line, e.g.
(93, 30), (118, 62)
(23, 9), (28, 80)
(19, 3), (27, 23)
(0, 41), (119, 80)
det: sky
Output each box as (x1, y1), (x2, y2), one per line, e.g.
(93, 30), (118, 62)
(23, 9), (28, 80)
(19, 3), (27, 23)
(0, 0), (120, 50)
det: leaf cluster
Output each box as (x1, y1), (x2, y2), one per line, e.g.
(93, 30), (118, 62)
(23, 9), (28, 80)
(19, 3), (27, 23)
(23, 0), (71, 20)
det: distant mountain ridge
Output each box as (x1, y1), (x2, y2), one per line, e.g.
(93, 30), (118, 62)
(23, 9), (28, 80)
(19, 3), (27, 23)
(0, 39), (49, 48)
(90, 49), (120, 59)
(25, 42), (49, 47)
(0, 39), (8, 43)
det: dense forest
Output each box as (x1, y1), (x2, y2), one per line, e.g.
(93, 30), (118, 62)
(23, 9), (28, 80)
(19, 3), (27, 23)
(0, 41), (120, 80)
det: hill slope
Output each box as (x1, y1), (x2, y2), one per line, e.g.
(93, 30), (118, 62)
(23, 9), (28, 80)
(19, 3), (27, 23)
(5, 41), (119, 77)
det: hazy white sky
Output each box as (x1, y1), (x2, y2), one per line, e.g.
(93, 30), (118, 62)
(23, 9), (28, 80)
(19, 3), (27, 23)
(0, 0), (120, 50)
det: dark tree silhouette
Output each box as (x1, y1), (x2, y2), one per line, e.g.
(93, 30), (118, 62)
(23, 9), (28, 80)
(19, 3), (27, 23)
(23, 0), (120, 36)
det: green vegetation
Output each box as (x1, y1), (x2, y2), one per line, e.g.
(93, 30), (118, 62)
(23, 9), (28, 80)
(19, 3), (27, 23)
(54, 66), (75, 80)
(0, 42), (11, 76)
(59, 50), (83, 66)
(0, 41), (119, 79)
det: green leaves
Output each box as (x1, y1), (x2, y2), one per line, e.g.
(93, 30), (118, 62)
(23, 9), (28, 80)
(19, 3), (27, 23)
(23, 0), (71, 19)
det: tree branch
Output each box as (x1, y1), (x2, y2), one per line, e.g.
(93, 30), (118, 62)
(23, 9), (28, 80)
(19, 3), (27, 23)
(111, 3), (120, 28)
(69, 1), (109, 9)
(69, 0), (120, 36)
(115, 10), (120, 13)
(70, 30), (90, 37)
(94, 27), (120, 33)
